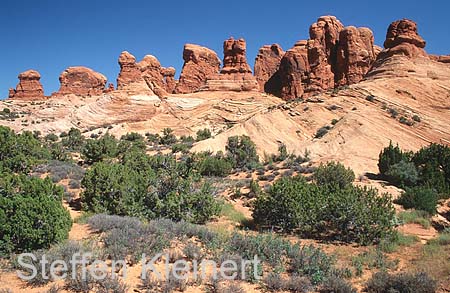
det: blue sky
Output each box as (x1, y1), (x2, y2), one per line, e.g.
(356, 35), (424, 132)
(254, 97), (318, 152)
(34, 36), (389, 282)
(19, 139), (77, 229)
(1, 0), (449, 97)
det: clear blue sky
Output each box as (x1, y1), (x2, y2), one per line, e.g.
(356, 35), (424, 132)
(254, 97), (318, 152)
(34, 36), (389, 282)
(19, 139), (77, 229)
(1, 0), (449, 98)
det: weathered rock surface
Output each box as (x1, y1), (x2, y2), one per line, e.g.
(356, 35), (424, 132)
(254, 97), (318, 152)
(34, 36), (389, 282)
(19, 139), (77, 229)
(117, 51), (149, 92)
(430, 55), (450, 64)
(306, 16), (344, 93)
(56, 66), (107, 96)
(254, 44), (285, 92)
(335, 26), (377, 86)
(202, 37), (259, 92)
(162, 67), (176, 93)
(278, 41), (310, 99)
(379, 19), (427, 59)
(175, 44), (221, 94)
(8, 70), (45, 100)
(221, 37), (253, 74)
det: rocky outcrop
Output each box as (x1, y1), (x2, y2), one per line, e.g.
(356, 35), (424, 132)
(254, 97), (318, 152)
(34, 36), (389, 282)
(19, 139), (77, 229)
(335, 27), (377, 86)
(117, 51), (176, 97)
(56, 66), (107, 96)
(117, 51), (149, 92)
(268, 16), (381, 100)
(429, 55), (450, 64)
(202, 37), (259, 92)
(379, 19), (427, 59)
(162, 67), (176, 93)
(306, 16), (344, 93)
(278, 41), (310, 99)
(8, 70), (45, 100)
(254, 44), (285, 92)
(221, 37), (253, 74)
(175, 44), (221, 94)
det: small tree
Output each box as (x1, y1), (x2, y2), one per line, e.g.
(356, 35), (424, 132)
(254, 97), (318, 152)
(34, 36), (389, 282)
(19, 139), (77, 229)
(378, 141), (410, 175)
(313, 161), (355, 189)
(226, 135), (259, 169)
(62, 128), (85, 151)
(196, 128), (212, 141)
(160, 128), (178, 145)
(395, 186), (439, 215)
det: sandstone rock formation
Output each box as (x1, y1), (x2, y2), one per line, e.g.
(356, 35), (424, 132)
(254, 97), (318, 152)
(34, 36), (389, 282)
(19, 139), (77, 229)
(306, 16), (344, 93)
(117, 51), (149, 92)
(175, 44), (221, 94)
(8, 70), (45, 100)
(254, 44), (284, 92)
(221, 37), (253, 74)
(57, 66), (107, 96)
(278, 41), (309, 99)
(379, 19), (427, 58)
(202, 37), (259, 92)
(117, 51), (176, 97)
(429, 55), (450, 64)
(335, 27), (377, 86)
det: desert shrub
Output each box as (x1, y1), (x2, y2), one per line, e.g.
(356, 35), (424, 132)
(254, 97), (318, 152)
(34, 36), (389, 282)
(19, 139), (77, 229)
(412, 114), (421, 122)
(34, 160), (85, 182)
(69, 179), (81, 189)
(0, 126), (50, 173)
(385, 160), (419, 186)
(399, 116), (414, 126)
(395, 186), (439, 215)
(388, 108), (398, 118)
(253, 175), (395, 244)
(378, 141), (410, 175)
(274, 143), (288, 162)
(171, 142), (192, 154)
(49, 142), (71, 161)
(183, 241), (204, 261)
(0, 174), (72, 255)
(315, 126), (331, 138)
(226, 135), (259, 169)
(81, 156), (221, 223)
(289, 244), (335, 284)
(365, 271), (437, 293)
(196, 153), (233, 177)
(320, 276), (356, 293)
(82, 133), (119, 164)
(96, 275), (128, 293)
(160, 128), (178, 145)
(61, 128), (84, 151)
(45, 133), (59, 142)
(313, 161), (355, 189)
(366, 95), (375, 102)
(196, 128), (212, 141)
(412, 143), (450, 196)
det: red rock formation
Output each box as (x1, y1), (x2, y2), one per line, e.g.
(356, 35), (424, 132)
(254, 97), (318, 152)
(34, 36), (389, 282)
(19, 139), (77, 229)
(430, 55), (450, 64)
(278, 41), (310, 100)
(105, 83), (115, 93)
(117, 51), (149, 92)
(335, 27), (377, 86)
(8, 70), (45, 100)
(306, 16), (344, 93)
(380, 19), (427, 58)
(138, 55), (167, 95)
(57, 66), (107, 96)
(254, 44), (285, 92)
(162, 67), (176, 93)
(221, 37), (253, 74)
(175, 44), (221, 94)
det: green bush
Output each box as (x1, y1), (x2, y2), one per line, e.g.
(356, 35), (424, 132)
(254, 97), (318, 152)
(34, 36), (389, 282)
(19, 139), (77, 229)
(61, 128), (84, 151)
(313, 161), (355, 189)
(226, 135), (259, 169)
(160, 128), (177, 145)
(196, 128), (212, 141)
(378, 141), (410, 175)
(0, 174), (72, 254)
(395, 186), (439, 215)
(385, 160), (419, 187)
(196, 153), (232, 177)
(81, 154), (221, 224)
(366, 271), (437, 293)
(82, 133), (118, 164)
(0, 126), (50, 173)
(315, 126), (331, 139)
(253, 176), (395, 244)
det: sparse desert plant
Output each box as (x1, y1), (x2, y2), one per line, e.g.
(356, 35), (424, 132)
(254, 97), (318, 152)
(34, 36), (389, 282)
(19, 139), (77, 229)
(315, 125), (331, 139)
(320, 276), (356, 293)
(196, 128), (212, 141)
(365, 271), (437, 293)
(313, 161), (355, 189)
(226, 135), (259, 169)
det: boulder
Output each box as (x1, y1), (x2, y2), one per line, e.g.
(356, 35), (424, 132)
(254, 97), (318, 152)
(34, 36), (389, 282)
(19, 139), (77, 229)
(254, 44), (285, 92)
(57, 66), (107, 96)
(335, 26), (377, 86)
(8, 69), (45, 100)
(175, 44), (221, 93)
